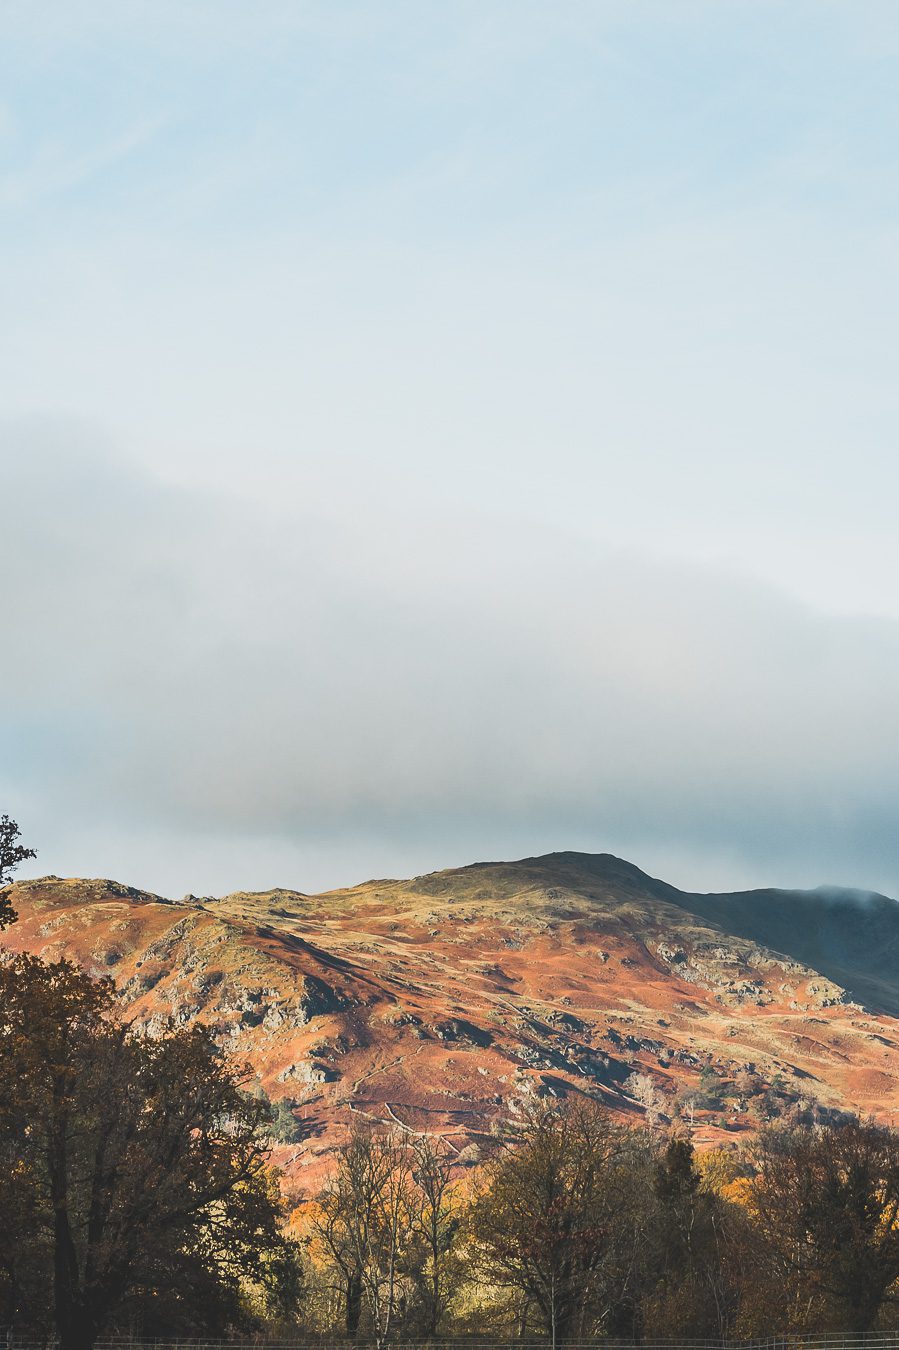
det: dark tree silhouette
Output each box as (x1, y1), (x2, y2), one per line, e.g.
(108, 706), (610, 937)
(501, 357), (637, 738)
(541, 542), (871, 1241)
(0, 955), (300, 1350)
(640, 1137), (739, 1336)
(752, 1119), (899, 1332)
(469, 1100), (637, 1346)
(0, 813), (36, 926)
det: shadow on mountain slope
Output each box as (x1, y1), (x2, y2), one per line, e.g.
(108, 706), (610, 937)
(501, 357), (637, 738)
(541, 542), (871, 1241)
(510, 852), (899, 1018)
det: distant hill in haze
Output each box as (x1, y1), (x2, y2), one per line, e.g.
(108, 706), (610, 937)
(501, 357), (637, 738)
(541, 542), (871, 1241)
(4, 851), (899, 1188)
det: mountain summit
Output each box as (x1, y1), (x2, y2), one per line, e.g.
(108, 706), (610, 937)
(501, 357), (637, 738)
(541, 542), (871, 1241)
(3, 853), (899, 1185)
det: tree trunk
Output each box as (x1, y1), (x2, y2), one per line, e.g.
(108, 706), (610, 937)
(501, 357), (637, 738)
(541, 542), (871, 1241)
(346, 1269), (363, 1338)
(848, 1285), (880, 1335)
(57, 1306), (98, 1350)
(428, 1256), (440, 1337)
(53, 1157), (96, 1350)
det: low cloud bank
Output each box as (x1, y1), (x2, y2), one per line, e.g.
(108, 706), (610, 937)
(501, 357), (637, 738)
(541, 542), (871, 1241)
(3, 421), (899, 898)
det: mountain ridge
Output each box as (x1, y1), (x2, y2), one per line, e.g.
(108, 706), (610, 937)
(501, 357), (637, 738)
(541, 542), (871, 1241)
(3, 851), (899, 1189)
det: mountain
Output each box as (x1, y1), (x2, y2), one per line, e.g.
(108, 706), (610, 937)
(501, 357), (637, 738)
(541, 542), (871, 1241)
(3, 852), (899, 1189)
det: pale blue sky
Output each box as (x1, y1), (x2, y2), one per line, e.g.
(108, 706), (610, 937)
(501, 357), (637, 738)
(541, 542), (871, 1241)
(3, 2), (899, 896)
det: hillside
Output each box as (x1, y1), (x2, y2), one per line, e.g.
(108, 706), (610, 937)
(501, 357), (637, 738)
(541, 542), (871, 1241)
(3, 852), (899, 1189)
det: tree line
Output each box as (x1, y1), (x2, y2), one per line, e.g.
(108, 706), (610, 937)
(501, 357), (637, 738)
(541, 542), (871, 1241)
(297, 1102), (899, 1345)
(5, 816), (899, 1346)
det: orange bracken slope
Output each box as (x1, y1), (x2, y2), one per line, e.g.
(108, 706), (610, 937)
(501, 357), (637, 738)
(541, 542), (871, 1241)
(3, 852), (899, 1188)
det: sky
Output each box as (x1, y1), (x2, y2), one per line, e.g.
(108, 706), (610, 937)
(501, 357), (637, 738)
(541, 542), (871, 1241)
(3, 0), (899, 898)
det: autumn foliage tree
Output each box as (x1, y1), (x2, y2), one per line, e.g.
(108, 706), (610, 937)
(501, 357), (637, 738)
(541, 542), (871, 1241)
(639, 1137), (741, 1337)
(313, 1127), (417, 1346)
(469, 1100), (643, 1345)
(408, 1133), (460, 1337)
(750, 1119), (899, 1332)
(0, 955), (300, 1350)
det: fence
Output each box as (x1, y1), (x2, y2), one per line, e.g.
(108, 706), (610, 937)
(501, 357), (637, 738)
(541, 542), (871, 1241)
(7, 1338), (899, 1350)
(8, 1340), (899, 1350)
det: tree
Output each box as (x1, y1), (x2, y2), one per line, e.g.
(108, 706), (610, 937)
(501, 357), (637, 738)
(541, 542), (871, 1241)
(624, 1071), (664, 1127)
(0, 955), (299, 1350)
(469, 1099), (634, 1346)
(751, 1119), (899, 1331)
(314, 1127), (414, 1346)
(0, 813), (36, 926)
(409, 1133), (459, 1336)
(267, 1096), (309, 1145)
(0, 1131), (50, 1336)
(696, 1065), (723, 1110)
(640, 1137), (739, 1336)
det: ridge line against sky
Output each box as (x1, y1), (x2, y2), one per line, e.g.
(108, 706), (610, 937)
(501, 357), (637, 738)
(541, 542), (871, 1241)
(3, 2), (899, 897)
